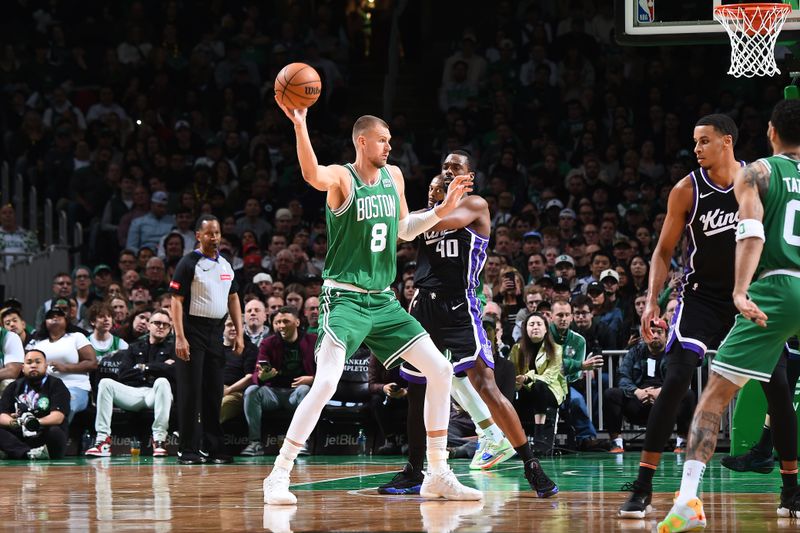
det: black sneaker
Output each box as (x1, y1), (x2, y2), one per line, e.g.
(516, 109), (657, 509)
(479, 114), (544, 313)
(618, 480), (653, 518)
(721, 448), (775, 474)
(377, 464), (423, 495)
(778, 485), (800, 517)
(177, 451), (205, 465)
(208, 453), (234, 464)
(524, 458), (558, 498)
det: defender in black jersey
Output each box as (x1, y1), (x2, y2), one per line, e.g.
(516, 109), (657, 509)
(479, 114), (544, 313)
(618, 115), (742, 518)
(380, 152), (558, 498)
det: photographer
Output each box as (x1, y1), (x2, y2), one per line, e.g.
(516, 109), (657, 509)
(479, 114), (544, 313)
(0, 349), (70, 459)
(602, 319), (695, 453)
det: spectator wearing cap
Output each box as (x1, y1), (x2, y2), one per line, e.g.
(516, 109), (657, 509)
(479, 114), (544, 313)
(0, 203), (39, 268)
(252, 272), (273, 299)
(442, 28), (487, 87)
(235, 198), (271, 242)
(243, 298), (270, 348)
(170, 120), (201, 164)
(603, 319), (695, 453)
(26, 305), (97, 424)
(91, 263), (114, 300)
(514, 231), (543, 273)
(557, 208), (577, 243)
(612, 237), (634, 266)
(553, 255), (581, 295)
(126, 192), (175, 252)
(543, 198), (565, 225)
(35, 272), (73, 326)
(565, 236), (590, 278)
(570, 294), (616, 351)
(586, 278), (624, 350)
(273, 208), (294, 236)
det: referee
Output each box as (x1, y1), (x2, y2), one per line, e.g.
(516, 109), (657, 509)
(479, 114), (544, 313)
(170, 214), (244, 464)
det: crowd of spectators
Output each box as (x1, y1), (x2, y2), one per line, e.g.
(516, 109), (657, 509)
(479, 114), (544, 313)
(0, 0), (787, 457)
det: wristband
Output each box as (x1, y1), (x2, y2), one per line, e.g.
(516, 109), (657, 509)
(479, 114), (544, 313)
(736, 218), (765, 242)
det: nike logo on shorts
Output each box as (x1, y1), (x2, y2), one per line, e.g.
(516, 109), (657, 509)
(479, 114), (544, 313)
(451, 302), (465, 310)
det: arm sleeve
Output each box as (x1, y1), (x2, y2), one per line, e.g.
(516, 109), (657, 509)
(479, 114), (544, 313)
(397, 208), (440, 242)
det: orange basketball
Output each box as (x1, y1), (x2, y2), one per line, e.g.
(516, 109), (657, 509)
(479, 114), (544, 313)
(274, 63), (322, 110)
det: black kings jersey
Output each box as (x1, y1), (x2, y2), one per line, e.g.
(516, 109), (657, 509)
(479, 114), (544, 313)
(414, 225), (488, 293)
(681, 165), (742, 297)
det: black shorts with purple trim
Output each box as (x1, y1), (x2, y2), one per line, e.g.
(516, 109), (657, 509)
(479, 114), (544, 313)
(666, 290), (737, 360)
(399, 287), (493, 385)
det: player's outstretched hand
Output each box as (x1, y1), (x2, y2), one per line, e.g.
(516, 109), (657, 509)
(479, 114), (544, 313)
(640, 298), (660, 341)
(438, 174), (473, 215)
(274, 95), (307, 126)
(733, 292), (767, 328)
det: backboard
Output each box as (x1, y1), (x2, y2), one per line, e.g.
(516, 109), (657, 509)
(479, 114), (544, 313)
(615, 0), (800, 45)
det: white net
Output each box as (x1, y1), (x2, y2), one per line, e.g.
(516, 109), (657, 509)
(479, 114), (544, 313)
(714, 3), (792, 78)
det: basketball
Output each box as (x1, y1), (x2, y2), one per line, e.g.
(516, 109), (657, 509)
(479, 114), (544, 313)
(274, 63), (322, 110)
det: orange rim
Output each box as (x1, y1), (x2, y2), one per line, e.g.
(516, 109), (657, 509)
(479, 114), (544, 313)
(714, 2), (792, 20)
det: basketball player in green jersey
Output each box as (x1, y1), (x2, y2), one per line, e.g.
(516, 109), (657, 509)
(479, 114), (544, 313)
(659, 99), (800, 532)
(264, 98), (482, 505)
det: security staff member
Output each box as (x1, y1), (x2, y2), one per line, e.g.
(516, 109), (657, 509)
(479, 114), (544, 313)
(170, 214), (244, 464)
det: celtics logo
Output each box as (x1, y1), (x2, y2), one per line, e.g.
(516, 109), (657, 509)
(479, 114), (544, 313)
(37, 397), (50, 411)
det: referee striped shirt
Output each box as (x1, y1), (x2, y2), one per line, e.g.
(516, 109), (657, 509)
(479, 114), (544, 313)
(169, 251), (238, 319)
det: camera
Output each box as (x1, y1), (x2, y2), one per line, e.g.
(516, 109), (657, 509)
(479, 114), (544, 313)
(17, 410), (41, 437)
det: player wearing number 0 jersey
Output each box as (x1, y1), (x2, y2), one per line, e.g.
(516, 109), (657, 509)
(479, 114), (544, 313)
(264, 102), (482, 506)
(659, 100), (800, 532)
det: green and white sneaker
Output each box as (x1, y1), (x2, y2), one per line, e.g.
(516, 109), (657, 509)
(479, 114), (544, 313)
(469, 436), (490, 470)
(475, 438), (516, 470)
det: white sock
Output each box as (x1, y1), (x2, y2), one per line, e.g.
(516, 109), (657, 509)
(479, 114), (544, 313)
(274, 440), (301, 472)
(427, 436), (449, 474)
(480, 423), (504, 445)
(613, 437), (623, 448)
(676, 460), (706, 505)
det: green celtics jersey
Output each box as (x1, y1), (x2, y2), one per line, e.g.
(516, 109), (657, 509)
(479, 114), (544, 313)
(756, 155), (800, 274)
(323, 163), (399, 291)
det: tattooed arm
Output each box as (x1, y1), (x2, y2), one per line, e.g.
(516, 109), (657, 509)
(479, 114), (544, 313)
(732, 161), (770, 326)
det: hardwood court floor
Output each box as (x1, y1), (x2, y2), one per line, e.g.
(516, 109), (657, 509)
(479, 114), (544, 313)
(0, 453), (794, 532)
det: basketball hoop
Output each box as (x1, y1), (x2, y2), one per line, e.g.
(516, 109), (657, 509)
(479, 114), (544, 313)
(714, 2), (792, 78)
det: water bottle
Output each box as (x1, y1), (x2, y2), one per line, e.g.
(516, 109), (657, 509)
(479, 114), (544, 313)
(356, 429), (367, 456)
(81, 430), (93, 453)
